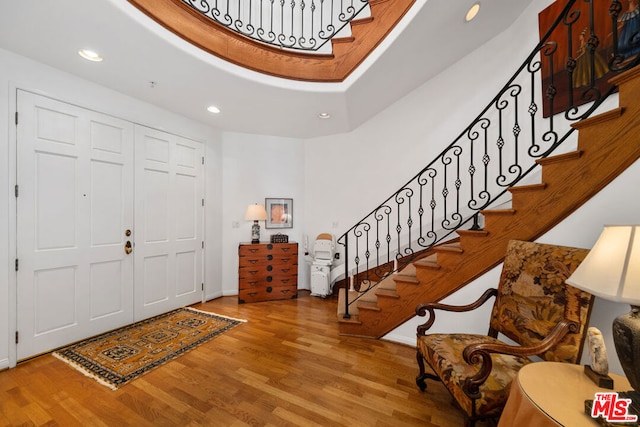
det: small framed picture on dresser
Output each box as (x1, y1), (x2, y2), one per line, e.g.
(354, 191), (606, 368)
(265, 198), (293, 229)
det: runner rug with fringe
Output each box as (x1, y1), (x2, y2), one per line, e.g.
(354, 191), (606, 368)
(52, 307), (245, 390)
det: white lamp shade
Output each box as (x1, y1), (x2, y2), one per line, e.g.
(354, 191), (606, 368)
(244, 204), (267, 221)
(566, 225), (640, 305)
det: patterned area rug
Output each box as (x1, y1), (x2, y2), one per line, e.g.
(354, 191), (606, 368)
(53, 307), (245, 390)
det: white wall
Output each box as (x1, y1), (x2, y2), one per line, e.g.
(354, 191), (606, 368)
(220, 132), (306, 297)
(0, 47), (223, 368)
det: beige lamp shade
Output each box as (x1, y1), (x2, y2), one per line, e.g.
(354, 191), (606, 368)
(244, 204), (267, 221)
(566, 225), (640, 305)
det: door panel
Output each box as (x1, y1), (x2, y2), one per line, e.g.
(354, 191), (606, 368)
(134, 126), (204, 320)
(16, 91), (134, 360)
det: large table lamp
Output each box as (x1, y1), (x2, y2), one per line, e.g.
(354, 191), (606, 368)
(566, 225), (640, 405)
(245, 204), (267, 243)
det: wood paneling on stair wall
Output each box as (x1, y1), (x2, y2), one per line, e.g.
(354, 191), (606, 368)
(339, 65), (640, 339)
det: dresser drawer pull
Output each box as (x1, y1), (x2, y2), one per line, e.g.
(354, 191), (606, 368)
(266, 286), (273, 293)
(248, 259), (259, 264)
(267, 244), (273, 250)
(281, 268), (290, 273)
(280, 258), (290, 262)
(280, 289), (290, 294)
(247, 281), (258, 286)
(281, 247), (290, 252)
(247, 270), (258, 275)
(248, 292), (257, 297)
(266, 265), (273, 272)
(267, 255), (273, 260)
(266, 276), (273, 282)
(248, 248), (259, 253)
(281, 279), (290, 283)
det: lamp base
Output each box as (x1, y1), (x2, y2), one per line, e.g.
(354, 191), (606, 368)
(250, 220), (260, 244)
(613, 306), (640, 392)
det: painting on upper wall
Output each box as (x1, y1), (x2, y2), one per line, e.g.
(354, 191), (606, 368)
(265, 198), (293, 229)
(537, 0), (637, 117)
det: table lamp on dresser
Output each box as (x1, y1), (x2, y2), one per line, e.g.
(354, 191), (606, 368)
(566, 225), (640, 412)
(244, 203), (267, 243)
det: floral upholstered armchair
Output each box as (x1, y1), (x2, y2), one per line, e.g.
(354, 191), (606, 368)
(415, 240), (595, 427)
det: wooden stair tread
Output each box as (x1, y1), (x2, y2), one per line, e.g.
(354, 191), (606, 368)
(456, 229), (489, 237)
(571, 107), (624, 130)
(414, 255), (440, 269)
(350, 17), (375, 26)
(393, 274), (420, 284)
(509, 183), (547, 193)
(332, 36), (356, 44)
(375, 289), (400, 299)
(536, 150), (583, 166)
(480, 208), (516, 215)
(435, 243), (463, 253)
(357, 301), (381, 311)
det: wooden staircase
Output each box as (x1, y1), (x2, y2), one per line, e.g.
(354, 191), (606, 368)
(127, 0), (415, 82)
(338, 65), (640, 338)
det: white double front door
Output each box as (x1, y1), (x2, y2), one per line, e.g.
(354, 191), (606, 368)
(15, 91), (204, 360)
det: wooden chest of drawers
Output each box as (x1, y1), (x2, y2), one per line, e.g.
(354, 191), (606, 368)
(238, 242), (298, 303)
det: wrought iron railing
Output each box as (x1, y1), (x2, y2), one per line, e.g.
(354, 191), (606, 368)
(181, 0), (369, 51)
(338, 0), (640, 319)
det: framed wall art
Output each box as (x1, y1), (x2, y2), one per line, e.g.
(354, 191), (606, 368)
(537, 0), (621, 117)
(265, 198), (293, 229)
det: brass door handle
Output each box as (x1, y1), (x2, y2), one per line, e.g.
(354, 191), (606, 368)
(125, 241), (133, 254)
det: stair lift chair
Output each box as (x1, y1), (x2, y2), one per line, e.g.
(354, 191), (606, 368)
(310, 233), (335, 297)
(415, 240), (595, 427)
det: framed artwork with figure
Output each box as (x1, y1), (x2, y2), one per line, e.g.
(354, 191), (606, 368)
(265, 198), (293, 229)
(536, 0), (634, 117)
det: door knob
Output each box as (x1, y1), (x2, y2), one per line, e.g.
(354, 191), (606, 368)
(125, 229), (132, 236)
(124, 240), (133, 254)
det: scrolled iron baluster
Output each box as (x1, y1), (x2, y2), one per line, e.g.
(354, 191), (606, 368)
(527, 56), (542, 157)
(184, 0), (211, 14)
(441, 145), (463, 231)
(318, 0), (336, 40)
(256, 0), (278, 43)
(351, 221), (371, 292)
(468, 136), (491, 210)
(416, 168), (437, 248)
(466, 118), (490, 210)
(374, 204), (392, 266)
(394, 187), (414, 257)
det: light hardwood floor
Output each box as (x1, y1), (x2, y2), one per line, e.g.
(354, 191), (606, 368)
(0, 292), (474, 426)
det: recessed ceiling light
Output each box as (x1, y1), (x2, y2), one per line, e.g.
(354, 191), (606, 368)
(78, 49), (103, 62)
(207, 105), (221, 114)
(318, 112), (331, 119)
(465, 3), (480, 22)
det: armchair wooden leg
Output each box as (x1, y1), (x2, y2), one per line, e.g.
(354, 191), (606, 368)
(416, 349), (428, 391)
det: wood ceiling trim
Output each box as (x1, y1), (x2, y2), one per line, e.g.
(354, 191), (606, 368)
(127, 0), (416, 82)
